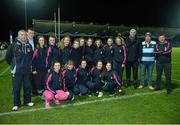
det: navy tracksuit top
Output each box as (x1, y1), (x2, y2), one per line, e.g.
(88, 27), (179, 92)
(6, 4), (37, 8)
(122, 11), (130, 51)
(46, 45), (60, 69)
(32, 47), (48, 71)
(5, 38), (33, 74)
(63, 69), (77, 88)
(103, 45), (114, 63)
(70, 48), (81, 68)
(45, 71), (63, 94)
(103, 70), (121, 87)
(93, 46), (104, 63)
(90, 68), (103, 84)
(61, 46), (71, 65)
(84, 45), (94, 62)
(113, 44), (127, 64)
(76, 67), (89, 85)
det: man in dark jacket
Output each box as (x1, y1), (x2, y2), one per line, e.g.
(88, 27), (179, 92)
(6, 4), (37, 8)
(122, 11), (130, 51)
(155, 35), (172, 94)
(125, 29), (140, 89)
(5, 30), (34, 111)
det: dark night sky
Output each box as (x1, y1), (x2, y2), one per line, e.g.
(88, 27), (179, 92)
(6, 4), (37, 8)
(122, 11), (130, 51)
(0, 0), (180, 41)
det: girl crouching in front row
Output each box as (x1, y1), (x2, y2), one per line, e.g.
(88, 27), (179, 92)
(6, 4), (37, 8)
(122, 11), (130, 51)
(102, 62), (122, 96)
(43, 61), (69, 108)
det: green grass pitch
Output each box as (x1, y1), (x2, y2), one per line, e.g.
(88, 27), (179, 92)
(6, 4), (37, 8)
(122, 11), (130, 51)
(0, 48), (180, 124)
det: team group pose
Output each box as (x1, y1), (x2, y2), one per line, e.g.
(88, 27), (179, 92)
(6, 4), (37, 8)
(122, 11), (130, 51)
(5, 28), (172, 111)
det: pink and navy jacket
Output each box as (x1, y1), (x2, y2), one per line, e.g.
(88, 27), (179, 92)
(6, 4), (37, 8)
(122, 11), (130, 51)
(89, 67), (103, 84)
(60, 45), (72, 65)
(46, 45), (60, 69)
(76, 67), (89, 85)
(103, 45), (114, 63)
(32, 47), (48, 72)
(113, 44), (127, 64)
(155, 40), (172, 64)
(45, 71), (63, 94)
(62, 68), (77, 90)
(103, 70), (121, 87)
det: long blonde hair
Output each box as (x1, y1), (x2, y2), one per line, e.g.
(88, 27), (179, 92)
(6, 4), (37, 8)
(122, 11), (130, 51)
(59, 36), (71, 50)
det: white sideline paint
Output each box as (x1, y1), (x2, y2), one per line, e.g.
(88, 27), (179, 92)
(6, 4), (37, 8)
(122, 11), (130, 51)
(0, 88), (180, 117)
(0, 66), (10, 77)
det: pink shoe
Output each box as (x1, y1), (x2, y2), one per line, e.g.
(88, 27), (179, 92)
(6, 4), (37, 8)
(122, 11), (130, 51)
(54, 99), (60, 106)
(45, 100), (50, 108)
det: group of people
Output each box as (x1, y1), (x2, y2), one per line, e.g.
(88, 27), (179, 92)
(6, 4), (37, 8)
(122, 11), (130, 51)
(5, 28), (172, 111)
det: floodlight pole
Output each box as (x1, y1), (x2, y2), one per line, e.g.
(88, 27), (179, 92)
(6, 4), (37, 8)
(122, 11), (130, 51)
(58, 7), (60, 41)
(24, 0), (27, 29)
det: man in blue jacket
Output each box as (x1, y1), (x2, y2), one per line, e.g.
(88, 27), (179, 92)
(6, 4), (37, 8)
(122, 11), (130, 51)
(5, 30), (34, 111)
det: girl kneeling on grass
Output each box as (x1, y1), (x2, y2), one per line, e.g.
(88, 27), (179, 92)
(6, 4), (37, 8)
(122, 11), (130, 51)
(87, 60), (104, 98)
(102, 62), (122, 96)
(43, 61), (69, 108)
(62, 60), (80, 100)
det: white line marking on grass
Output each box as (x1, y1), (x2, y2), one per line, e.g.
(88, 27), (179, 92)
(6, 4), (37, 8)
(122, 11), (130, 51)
(0, 88), (180, 117)
(0, 66), (10, 77)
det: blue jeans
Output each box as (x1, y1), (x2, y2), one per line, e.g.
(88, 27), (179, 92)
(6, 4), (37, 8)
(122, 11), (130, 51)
(140, 62), (154, 86)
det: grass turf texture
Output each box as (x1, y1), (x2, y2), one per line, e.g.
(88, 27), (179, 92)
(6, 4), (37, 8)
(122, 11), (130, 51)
(0, 48), (180, 124)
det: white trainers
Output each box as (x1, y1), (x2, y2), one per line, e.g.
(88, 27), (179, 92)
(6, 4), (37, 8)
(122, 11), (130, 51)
(12, 106), (18, 111)
(97, 92), (103, 98)
(118, 89), (122, 93)
(138, 85), (144, 89)
(149, 85), (155, 90)
(109, 93), (115, 96)
(87, 94), (92, 97)
(27, 102), (34, 107)
(71, 96), (75, 101)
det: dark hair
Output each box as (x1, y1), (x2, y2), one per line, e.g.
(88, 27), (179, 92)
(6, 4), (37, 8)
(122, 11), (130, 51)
(27, 27), (34, 32)
(96, 60), (103, 66)
(51, 60), (61, 71)
(105, 61), (113, 66)
(36, 35), (46, 48)
(49, 34), (56, 40)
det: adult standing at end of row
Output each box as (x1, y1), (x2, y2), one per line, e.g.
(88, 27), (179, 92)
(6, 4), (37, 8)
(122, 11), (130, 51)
(5, 30), (34, 111)
(155, 35), (172, 94)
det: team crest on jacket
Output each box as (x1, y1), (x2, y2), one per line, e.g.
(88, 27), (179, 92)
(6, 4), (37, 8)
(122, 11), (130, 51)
(18, 49), (21, 52)
(27, 48), (31, 52)
(119, 50), (121, 53)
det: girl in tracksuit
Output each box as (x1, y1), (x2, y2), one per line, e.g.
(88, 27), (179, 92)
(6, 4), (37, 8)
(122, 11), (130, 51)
(76, 60), (89, 96)
(70, 39), (81, 68)
(46, 35), (60, 70)
(103, 38), (114, 64)
(79, 37), (86, 59)
(32, 36), (48, 96)
(43, 61), (69, 108)
(59, 36), (72, 66)
(84, 38), (94, 71)
(93, 39), (104, 65)
(62, 60), (79, 100)
(87, 60), (104, 98)
(113, 37), (127, 83)
(102, 62), (122, 96)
